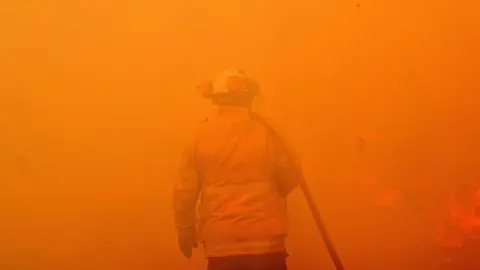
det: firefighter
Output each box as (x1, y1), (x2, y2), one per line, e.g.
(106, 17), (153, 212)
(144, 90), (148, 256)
(173, 68), (302, 270)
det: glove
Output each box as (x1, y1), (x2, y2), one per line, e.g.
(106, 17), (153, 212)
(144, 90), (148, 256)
(177, 227), (197, 258)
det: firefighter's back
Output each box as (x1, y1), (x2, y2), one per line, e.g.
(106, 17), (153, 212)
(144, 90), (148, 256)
(195, 108), (288, 257)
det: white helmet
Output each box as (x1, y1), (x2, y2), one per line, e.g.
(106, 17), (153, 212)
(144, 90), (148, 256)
(197, 68), (258, 98)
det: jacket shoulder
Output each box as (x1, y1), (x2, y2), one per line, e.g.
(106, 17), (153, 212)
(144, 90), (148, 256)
(252, 113), (301, 162)
(251, 113), (286, 140)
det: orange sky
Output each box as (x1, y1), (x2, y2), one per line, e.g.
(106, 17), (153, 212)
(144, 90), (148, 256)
(1, 0), (479, 269)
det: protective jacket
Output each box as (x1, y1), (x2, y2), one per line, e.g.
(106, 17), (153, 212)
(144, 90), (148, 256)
(173, 107), (301, 257)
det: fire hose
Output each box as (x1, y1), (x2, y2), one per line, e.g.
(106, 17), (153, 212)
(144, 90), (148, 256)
(299, 175), (345, 270)
(254, 112), (345, 270)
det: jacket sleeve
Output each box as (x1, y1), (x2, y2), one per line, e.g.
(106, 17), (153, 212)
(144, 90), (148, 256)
(273, 127), (303, 197)
(173, 136), (201, 231)
(257, 114), (303, 197)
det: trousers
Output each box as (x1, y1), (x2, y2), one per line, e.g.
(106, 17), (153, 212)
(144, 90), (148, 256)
(207, 252), (288, 270)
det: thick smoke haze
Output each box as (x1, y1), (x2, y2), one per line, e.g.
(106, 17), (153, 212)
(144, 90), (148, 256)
(1, 0), (479, 269)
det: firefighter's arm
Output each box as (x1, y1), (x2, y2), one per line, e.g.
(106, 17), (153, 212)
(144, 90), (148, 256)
(276, 138), (303, 197)
(173, 139), (201, 231)
(269, 120), (302, 197)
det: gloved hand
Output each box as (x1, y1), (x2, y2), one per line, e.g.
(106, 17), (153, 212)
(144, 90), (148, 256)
(177, 227), (197, 258)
